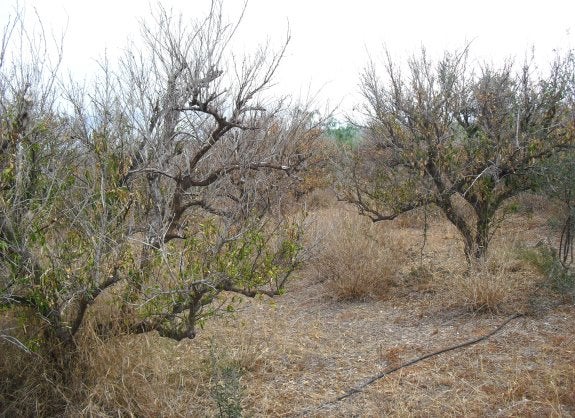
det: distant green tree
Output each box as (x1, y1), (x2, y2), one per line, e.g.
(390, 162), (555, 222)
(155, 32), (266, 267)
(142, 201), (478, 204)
(326, 119), (360, 146)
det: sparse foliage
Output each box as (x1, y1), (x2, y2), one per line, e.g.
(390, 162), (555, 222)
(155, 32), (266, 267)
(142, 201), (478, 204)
(340, 48), (575, 261)
(538, 149), (575, 267)
(1, 1), (321, 371)
(209, 339), (245, 418)
(307, 209), (404, 300)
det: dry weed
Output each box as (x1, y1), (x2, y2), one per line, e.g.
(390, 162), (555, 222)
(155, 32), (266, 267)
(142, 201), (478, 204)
(436, 243), (538, 313)
(0, 310), (72, 417)
(306, 208), (406, 301)
(0, 341), (66, 417)
(447, 268), (522, 313)
(2, 204), (572, 417)
(68, 321), (216, 417)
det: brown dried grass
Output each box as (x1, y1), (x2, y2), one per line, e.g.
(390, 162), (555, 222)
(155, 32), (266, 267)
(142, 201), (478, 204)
(69, 328), (212, 417)
(2, 202), (574, 417)
(305, 208), (408, 301)
(0, 340), (64, 417)
(435, 242), (539, 314)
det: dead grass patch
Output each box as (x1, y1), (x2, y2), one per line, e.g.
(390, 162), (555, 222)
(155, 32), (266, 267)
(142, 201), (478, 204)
(2, 205), (573, 417)
(68, 324), (213, 417)
(306, 208), (408, 301)
(433, 239), (541, 314)
(448, 269), (522, 313)
(0, 341), (65, 417)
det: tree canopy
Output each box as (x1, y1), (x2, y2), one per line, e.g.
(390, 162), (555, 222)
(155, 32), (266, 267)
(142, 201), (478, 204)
(0, 3), (322, 357)
(339, 48), (575, 260)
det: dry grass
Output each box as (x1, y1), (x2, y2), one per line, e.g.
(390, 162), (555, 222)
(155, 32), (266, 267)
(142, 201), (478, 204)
(2, 202), (574, 417)
(442, 267), (526, 313)
(0, 309), (71, 417)
(435, 242), (540, 314)
(0, 342), (64, 417)
(69, 330), (212, 416)
(305, 208), (408, 301)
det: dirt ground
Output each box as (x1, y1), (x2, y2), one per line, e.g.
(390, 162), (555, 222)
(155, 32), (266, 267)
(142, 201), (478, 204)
(35, 201), (573, 417)
(187, 281), (573, 417)
(175, 205), (575, 417)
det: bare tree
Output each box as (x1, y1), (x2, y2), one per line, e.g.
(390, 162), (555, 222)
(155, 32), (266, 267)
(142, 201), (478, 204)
(1, 0), (323, 366)
(106, 3), (321, 340)
(339, 48), (575, 261)
(0, 7), (72, 353)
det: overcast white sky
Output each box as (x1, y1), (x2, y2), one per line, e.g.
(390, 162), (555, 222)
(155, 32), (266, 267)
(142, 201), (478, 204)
(2, 0), (574, 118)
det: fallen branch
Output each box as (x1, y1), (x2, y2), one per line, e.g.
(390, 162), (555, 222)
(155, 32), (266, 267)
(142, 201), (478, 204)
(319, 313), (524, 408)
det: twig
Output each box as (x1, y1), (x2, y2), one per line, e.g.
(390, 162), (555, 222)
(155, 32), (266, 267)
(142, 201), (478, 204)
(317, 313), (524, 409)
(0, 333), (33, 354)
(462, 165), (492, 197)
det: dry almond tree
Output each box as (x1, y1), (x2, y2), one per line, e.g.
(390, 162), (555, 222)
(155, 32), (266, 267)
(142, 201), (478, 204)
(1, 0), (322, 375)
(339, 48), (575, 261)
(0, 7), (72, 352)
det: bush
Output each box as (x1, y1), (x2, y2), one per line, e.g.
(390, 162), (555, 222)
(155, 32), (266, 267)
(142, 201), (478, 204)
(209, 340), (245, 418)
(521, 243), (575, 295)
(439, 247), (533, 313)
(307, 209), (404, 301)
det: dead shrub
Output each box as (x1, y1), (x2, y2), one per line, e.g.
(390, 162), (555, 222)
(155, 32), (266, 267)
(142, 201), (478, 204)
(307, 209), (405, 301)
(438, 246), (536, 313)
(0, 304), (213, 417)
(0, 341), (67, 417)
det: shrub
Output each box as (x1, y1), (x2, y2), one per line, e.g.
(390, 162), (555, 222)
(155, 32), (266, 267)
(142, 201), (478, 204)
(521, 243), (575, 296)
(307, 209), (404, 301)
(439, 247), (533, 313)
(209, 339), (246, 418)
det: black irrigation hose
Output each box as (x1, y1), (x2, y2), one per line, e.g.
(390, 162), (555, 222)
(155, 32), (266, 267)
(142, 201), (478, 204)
(318, 312), (525, 408)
